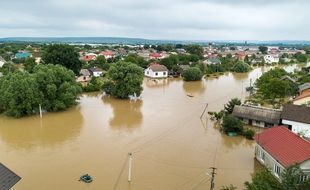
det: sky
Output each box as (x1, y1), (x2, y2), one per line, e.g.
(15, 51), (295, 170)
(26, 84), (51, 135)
(0, 0), (309, 41)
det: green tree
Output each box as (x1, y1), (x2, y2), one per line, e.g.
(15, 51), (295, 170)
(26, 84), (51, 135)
(294, 52), (308, 63)
(33, 64), (82, 112)
(0, 62), (17, 75)
(23, 57), (37, 73)
(0, 72), (41, 118)
(224, 98), (241, 114)
(160, 54), (179, 70)
(222, 115), (244, 134)
(182, 67), (203, 81)
(259, 46), (268, 54)
(42, 44), (82, 74)
(231, 61), (251, 73)
(245, 167), (282, 190)
(83, 77), (104, 92)
(104, 62), (144, 99)
(124, 54), (148, 68)
(184, 45), (204, 58)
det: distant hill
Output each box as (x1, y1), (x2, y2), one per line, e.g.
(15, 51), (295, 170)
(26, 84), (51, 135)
(0, 37), (310, 46)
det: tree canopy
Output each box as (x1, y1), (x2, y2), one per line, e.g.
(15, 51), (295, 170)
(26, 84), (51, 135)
(103, 62), (144, 99)
(124, 54), (148, 68)
(222, 115), (244, 134)
(42, 44), (82, 74)
(182, 67), (203, 81)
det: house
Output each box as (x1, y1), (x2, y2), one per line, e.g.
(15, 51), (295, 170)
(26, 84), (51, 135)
(264, 54), (279, 64)
(15, 52), (32, 59)
(149, 53), (163, 60)
(32, 51), (41, 64)
(281, 104), (310, 138)
(204, 58), (221, 65)
(232, 105), (281, 128)
(294, 89), (310, 106)
(235, 52), (247, 60)
(0, 162), (21, 190)
(77, 69), (91, 83)
(0, 56), (6, 67)
(99, 51), (114, 59)
(298, 83), (310, 94)
(82, 54), (97, 62)
(144, 63), (168, 78)
(254, 126), (310, 180)
(88, 67), (103, 77)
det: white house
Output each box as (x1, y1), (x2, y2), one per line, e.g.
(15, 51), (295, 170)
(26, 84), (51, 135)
(264, 54), (279, 64)
(281, 104), (310, 138)
(144, 63), (168, 78)
(88, 67), (103, 77)
(255, 126), (310, 181)
(0, 56), (6, 68)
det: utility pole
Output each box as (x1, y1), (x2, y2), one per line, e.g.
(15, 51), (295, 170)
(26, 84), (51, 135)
(200, 103), (208, 119)
(128, 152), (133, 182)
(39, 104), (42, 118)
(210, 167), (217, 190)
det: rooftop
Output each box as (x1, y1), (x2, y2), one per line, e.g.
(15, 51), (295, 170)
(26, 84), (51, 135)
(255, 126), (310, 168)
(0, 163), (21, 190)
(148, 63), (168, 72)
(281, 104), (310, 124)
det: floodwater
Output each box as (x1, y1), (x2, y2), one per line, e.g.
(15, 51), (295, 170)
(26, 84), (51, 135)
(0, 65), (302, 190)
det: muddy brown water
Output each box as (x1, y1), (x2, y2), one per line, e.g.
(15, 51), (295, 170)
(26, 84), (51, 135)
(0, 65), (302, 190)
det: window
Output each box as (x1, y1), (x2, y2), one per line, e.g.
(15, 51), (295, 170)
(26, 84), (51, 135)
(155, 72), (158, 76)
(147, 71), (149, 74)
(163, 72), (166, 75)
(300, 175), (309, 182)
(274, 164), (281, 177)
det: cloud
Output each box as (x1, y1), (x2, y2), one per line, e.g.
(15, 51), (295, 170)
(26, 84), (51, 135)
(0, 0), (309, 40)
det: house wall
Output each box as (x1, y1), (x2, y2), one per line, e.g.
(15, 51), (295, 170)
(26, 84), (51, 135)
(282, 119), (310, 138)
(293, 97), (310, 106)
(255, 144), (285, 179)
(144, 68), (168, 78)
(93, 71), (102, 77)
(241, 118), (266, 128)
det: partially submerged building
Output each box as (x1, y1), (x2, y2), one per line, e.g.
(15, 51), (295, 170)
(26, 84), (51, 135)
(0, 163), (21, 190)
(232, 105), (281, 128)
(254, 126), (310, 180)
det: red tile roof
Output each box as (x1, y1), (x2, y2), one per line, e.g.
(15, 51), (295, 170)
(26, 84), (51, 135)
(149, 53), (162, 58)
(294, 89), (310, 101)
(82, 55), (96, 62)
(254, 126), (310, 168)
(100, 51), (114, 56)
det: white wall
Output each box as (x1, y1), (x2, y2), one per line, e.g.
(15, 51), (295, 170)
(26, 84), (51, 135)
(282, 119), (310, 138)
(144, 68), (168, 78)
(93, 71), (102, 77)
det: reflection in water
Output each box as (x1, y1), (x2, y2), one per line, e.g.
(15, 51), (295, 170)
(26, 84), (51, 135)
(182, 80), (206, 95)
(0, 107), (83, 150)
(145, 78), (170, 88)
(102, 96), (143, 130)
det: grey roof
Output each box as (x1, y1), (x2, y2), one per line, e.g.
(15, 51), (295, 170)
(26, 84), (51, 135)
(88, 67), (103, 73)
(299, 83), (310, 93)
(79, 69), (90, 76)
(149, 64), (168, 72)
(232, 105), (281, 124)
(281, 104), (310, 124)
(0, 163), (21, 190)
(280, 75), (296, 83)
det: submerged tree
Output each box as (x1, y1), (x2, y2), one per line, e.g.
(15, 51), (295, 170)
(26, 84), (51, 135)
(103, 62), (144, 99)
(224, 98), (241, 114)
(182, 67), (203, 81)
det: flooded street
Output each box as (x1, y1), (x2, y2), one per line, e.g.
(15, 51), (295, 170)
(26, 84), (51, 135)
(0, 65), (301, 189)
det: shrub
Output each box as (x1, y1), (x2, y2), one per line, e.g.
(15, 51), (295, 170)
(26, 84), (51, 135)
(182, 67), (203, 81)
(222, 115), (244, 134)
(242, 128), (255, 140)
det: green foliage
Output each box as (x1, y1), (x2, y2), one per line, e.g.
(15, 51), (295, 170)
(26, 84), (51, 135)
(0, 62), (17, 75)
(242, 128), (255, 140)
(259, 46), (268, 54)
(245, 167), (282, 190)
(224, 98), (242, 114)
(104, 62), (144, 99)
(124, 54), (148, 68)
(42, 44), (82, 74)
(222, 115), (244, 134)
(255, 68), (297, 100)
(184, 45), (204, 58)
(83, 77), (104, 92)
(294, 52), (308, 63)
(33, 64), (82, 112)
(160, 54), (179, 70)
(23, 57), (36, 73)
(231, 61), (251, 73)
(208, 110), (225, 121)
(89, 55), (109, 70)
(182, 67), (203, 81)
(0, 72), (41, 118)
(221, 185), (237, 190)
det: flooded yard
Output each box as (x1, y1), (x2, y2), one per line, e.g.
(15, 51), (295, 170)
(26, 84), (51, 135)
(0, 65), (300, 189)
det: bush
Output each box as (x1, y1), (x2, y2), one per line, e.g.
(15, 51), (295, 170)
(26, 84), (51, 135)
(242, 128), (255, 140)
(83, 77), (104, 92)
(222, 115), (244, 134)
(182, 67), (203, 81)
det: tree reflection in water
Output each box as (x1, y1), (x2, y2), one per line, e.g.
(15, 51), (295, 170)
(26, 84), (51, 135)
(102, 96), (143, 130)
